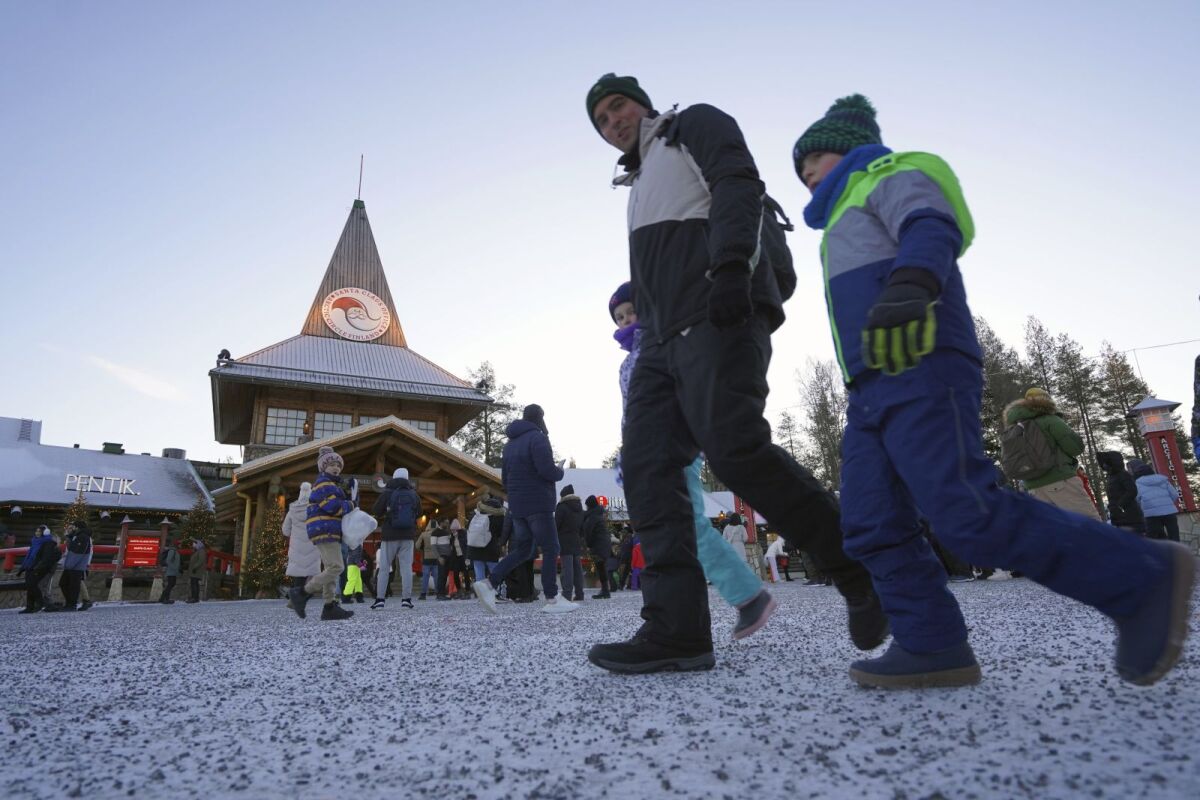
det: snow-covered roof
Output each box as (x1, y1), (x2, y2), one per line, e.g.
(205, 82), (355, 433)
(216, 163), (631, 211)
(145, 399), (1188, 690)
(0, 430), (211, 512)
(212, 334), (489, 405)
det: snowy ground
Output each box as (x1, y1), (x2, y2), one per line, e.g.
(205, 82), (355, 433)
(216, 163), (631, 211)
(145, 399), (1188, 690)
(2, 576), (1197, 800)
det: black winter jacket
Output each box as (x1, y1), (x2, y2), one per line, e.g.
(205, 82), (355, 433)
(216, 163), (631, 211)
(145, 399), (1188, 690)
(581, 506), (609, 558)
(1097, 451), (1144, 528)
(554, 496), (584, 555)
(614, 104), (789, 342)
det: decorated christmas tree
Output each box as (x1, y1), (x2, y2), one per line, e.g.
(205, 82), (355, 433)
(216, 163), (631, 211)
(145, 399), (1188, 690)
(178, 495), (217, 548)
(242, 499), (287, 598)
(61, 491), (91, 533)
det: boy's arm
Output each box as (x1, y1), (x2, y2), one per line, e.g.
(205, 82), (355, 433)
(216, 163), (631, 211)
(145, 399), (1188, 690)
(868, 170), (963, 290)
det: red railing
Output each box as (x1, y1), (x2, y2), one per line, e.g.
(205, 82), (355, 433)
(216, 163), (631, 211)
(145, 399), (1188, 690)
(0, 546), (239, 574)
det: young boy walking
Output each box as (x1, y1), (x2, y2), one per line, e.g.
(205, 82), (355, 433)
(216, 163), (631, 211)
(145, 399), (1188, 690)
(793, 94), (1195, 688)
(290, 446), (355, 621)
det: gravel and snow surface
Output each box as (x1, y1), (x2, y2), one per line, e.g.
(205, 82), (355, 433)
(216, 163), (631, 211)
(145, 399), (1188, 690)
(3, 576), (1197, 799)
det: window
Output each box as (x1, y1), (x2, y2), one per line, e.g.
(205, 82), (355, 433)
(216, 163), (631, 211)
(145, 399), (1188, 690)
(314, 412), (352, 439)
(402, 418), (437, 437)
(358, 415), (384, 426)
(265, 408), (306, 446)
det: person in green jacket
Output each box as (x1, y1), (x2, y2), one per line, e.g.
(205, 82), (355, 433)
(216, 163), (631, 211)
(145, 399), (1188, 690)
(160, 538), (181, 604)
(1003, 388), (1100, 520)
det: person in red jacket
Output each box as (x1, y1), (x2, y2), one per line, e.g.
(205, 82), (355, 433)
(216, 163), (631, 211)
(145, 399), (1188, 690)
(630, 534), (645, 591)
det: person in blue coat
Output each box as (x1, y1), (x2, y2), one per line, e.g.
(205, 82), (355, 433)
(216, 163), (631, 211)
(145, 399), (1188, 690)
(473, 404), (577, 614)
(793, 93), (1194, 689)
(1130, 459), (1181, 542)
(18, 526), (55, 613)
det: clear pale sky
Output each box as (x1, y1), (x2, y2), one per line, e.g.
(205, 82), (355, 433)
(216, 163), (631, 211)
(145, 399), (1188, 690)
(3, 1), (1197, 466)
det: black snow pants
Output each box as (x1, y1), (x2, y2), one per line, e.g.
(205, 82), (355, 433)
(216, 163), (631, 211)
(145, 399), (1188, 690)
(622, 315), (873, 650)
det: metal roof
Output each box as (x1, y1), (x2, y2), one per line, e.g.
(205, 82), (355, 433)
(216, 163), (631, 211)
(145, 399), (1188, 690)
(211, 335), (490, 404)
(0, 434), (212, 512)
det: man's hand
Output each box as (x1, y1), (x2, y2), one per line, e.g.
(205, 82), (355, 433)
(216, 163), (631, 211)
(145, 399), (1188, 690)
(707, 264), (753, 328)
(862, 275), (938, 376)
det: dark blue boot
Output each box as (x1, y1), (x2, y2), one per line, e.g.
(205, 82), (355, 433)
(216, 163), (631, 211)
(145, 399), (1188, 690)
(850, 640), (981, 688)
(1114, 541), (1196, 686)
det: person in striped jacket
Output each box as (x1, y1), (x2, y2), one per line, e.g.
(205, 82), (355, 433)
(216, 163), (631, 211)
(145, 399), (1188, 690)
(289, 446), (354, 621)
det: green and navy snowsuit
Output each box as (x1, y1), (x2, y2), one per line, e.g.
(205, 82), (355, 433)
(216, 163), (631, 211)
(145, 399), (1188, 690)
(808, 145), (1169, 653)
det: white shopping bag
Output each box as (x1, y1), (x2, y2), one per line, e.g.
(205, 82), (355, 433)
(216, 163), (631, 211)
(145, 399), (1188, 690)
(341, 508), (378, 549)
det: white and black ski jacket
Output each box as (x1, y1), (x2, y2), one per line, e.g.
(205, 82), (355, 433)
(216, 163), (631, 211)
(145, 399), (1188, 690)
(613, 104), (788, 341)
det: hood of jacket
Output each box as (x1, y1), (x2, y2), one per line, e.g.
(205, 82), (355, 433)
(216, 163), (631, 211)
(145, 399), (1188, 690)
(1126, 458), (1153, 478)
(506, 419), (543, 440)
(557, 495), (583, 511)
(477, 499), (506, 517)
(1004, 395), (1058, 425)
(384, 477), (414, 491)
(1097, 451), (1127, 473)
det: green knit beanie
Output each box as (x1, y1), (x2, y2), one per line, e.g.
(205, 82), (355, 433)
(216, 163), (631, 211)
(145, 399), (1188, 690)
(586, 73), (653, 131)
(792, 94), (882, 172)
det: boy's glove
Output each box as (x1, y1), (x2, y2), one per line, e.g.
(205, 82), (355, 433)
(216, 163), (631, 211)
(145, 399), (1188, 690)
(862, 271), (939, 375)
(707, 264), (753, 328)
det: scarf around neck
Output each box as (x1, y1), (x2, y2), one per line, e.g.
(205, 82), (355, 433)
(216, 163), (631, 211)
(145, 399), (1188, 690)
(613, 322), (641, 352)
(803, 144), (892, 230)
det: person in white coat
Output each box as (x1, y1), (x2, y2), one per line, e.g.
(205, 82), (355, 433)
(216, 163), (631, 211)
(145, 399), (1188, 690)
(722, 513), (748, 563)
(283, 483), (321, 604)
(764, 534), (786, 583)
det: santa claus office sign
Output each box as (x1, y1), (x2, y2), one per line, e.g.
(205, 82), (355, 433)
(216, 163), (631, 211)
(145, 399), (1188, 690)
(64, 474), (140, 496)
(321, 287), (391, 342)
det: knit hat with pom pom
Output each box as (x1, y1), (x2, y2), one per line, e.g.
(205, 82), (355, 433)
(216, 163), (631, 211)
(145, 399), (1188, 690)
(792, 94), (882, 173)
(317, 446), (344, 473)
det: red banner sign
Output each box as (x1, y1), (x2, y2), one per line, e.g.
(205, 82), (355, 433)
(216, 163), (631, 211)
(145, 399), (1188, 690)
(125, 535), (160, 567)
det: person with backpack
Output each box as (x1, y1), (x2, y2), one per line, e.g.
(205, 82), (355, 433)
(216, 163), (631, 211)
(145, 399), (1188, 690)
(1129, 459), (1181, 542)
(371, 467), (420, 610)
(585, 74), (883, 673)
(1002, 388), (1100, 520)
(1098, 452), (1146, 533)
(159, 537), (182, 604)
(792, 91), (1193, 688)
(555, 485), (586, 603)
(467, 495), (504, 585)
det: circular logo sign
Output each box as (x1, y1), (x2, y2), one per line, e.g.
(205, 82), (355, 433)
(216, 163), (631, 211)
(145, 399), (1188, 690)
(321, 287), (391, 341)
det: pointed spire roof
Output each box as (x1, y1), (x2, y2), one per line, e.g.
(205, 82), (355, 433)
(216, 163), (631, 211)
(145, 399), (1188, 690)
(300, 200), (407, 347)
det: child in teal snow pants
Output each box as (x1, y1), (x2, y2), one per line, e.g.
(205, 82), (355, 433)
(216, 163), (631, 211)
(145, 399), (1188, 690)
(610, 282), (776, 639)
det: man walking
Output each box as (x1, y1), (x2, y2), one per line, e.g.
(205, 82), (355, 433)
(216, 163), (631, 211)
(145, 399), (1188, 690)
(160, 538), (181, 604)
(584, 73), (884, 672)
(371, 467), (420, 609)
(473, 405), (577, 614)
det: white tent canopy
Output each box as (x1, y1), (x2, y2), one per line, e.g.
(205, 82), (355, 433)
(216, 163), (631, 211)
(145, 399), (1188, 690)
(554, 469), (761, 524)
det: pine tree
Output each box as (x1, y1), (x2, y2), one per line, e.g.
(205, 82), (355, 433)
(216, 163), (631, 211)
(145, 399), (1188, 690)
(797, 359), (848, 489)
(601, 446), (621, 469)
(178, 496), (217, 548)
(1094, 342), (1151, 460)
(976, 316), (1033, 468)
(1024, 317), (1059, 394)
(61, 491), (91, 533)
(775, 410), (802, 461)
(242, 499), (287, 598)
(1052, 333), (1106, 509)
(452, 361), (519, 467)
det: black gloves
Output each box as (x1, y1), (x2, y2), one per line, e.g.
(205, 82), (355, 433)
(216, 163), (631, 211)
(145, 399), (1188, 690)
(707, 264), (753, 328)
(862, 268), (940, 375)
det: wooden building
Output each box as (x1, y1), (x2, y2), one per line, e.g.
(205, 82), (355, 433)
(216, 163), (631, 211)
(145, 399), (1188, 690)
(208, 200), (499, 578)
